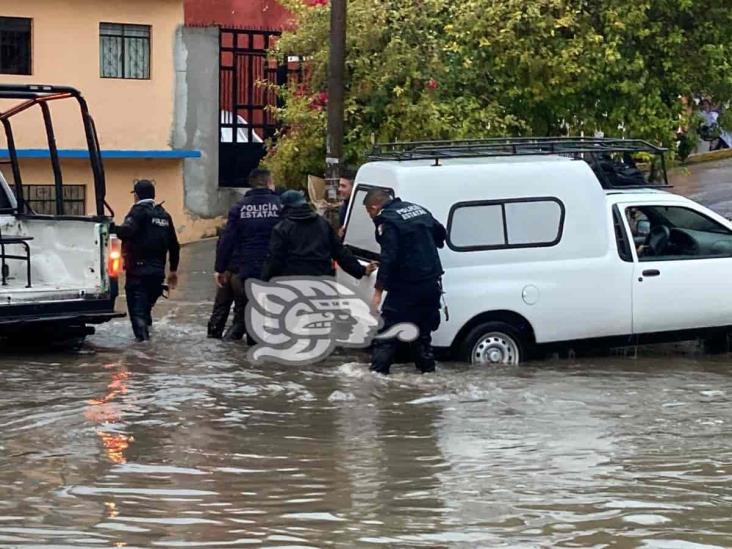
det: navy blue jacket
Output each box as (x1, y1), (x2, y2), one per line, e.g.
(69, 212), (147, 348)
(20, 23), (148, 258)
(216, 188), (282, 278)
(373, 198), (446, 291)
(116, 200), (180, 277)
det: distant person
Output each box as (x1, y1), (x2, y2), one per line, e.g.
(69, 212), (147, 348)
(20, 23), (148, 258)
(337, 166), (357, 239)
(363, 188), (446, 375)
(698, 98), (730, 151)
(115, 179), (180, 342)
(215, 168), (281, 342)
(261, 190), (374, 281)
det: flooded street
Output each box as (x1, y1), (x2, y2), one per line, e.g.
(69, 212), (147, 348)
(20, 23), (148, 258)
(1, 240), (730, 548)
(2, 161), (732, 548)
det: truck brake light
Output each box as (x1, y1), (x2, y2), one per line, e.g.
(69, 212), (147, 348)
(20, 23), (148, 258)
(108, 235), (122, 278)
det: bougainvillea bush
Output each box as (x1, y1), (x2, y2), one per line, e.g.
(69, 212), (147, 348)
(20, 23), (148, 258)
(264, 0), (732, 186)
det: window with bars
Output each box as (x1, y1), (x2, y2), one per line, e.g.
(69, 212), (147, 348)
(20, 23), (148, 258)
(0, 17), (31, 75)
(99, 23), (150, 79)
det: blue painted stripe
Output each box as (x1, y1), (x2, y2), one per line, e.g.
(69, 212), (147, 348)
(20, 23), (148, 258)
(0, 149), (201, 159)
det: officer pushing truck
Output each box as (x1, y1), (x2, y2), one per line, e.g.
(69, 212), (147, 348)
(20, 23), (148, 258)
(363, 188), (447, 375)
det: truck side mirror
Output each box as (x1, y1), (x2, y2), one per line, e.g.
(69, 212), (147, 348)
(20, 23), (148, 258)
(637, 220), (651, 237)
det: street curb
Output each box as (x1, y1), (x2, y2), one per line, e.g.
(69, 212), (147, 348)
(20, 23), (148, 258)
(682, 149), (732, 165)
(181, 235), (218, 247)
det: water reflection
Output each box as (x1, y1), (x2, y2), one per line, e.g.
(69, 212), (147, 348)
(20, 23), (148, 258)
(85, 363), (133, 465)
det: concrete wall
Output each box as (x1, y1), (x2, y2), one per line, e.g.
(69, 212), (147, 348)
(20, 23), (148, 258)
(174, 26), (239, 220)
(0, 0), (183, 150)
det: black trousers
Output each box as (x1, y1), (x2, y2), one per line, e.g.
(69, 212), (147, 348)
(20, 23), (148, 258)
(207, 273), (246, 339)
(228, 275), (255, 344)
(371, 280), (442, 375)
(126, 273), (165, 341)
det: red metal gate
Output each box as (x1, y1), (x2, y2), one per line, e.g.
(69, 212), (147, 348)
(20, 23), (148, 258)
(219, 28), (302, 187)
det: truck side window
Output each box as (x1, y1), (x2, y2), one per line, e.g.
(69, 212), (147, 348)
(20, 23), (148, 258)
(613, 206), (633, 262)
(448, 197), (564, 251)
(625, 205), (732, 261)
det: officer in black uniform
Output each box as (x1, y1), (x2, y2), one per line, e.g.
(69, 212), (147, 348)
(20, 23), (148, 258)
(215, 168), (281, 341)
(115, 179), (180, 342)
(206, 236), (244, 339)
(363, 188), (446, 375)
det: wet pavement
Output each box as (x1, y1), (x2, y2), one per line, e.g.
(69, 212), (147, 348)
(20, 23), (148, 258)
(1, 161), (731, 548)
(670, 157), (732, 218)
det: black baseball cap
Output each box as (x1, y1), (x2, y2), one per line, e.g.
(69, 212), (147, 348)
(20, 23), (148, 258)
(132, 179), (155, 199)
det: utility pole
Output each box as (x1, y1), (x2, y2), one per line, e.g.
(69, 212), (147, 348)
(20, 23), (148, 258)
(325, 0), (346, 202)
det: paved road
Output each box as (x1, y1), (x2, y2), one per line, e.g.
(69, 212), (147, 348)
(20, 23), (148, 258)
(670, 157), (732, 217)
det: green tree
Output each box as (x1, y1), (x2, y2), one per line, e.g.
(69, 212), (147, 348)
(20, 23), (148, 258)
(264, 0), (732, 186)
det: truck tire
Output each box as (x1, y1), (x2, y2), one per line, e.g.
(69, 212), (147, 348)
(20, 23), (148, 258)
(702, 332), (730, 355)
(458, 321), (527, 365)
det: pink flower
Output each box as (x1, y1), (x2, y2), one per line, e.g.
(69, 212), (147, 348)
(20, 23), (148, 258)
(305, 0), (328, 7)
(425, 78), (439, 90)
(308, 90), (328, 110)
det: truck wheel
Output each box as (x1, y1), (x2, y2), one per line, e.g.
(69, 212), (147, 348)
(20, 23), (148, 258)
(459, 321), (526, 365)
(703, 332), (730, 355)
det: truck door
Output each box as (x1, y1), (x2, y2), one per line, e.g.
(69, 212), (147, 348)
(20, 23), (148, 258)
(620, 202), (732, 334)
(337, 184), (393, 302)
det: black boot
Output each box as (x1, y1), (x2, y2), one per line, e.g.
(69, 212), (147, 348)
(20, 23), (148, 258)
(413, 334), (436, 373)
(371, 338), (398, 375)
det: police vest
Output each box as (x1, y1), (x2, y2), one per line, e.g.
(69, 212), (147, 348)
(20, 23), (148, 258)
(375, 198), (444, 286)
(234, 188), (282, 278)
(123, 203), (173, 274)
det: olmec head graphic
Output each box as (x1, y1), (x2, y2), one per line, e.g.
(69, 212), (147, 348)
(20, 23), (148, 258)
(245, 278), (381, 365)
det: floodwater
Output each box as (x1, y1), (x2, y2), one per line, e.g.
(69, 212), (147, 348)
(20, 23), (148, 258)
(0, 240), (730, 548)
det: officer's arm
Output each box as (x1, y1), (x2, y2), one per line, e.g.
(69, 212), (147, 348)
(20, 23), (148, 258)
(167, 216), (181, 272)
(432, 218), (447, 249)
(214, 206), (238, 274)
(329, 223), (365, 279)
(375, 222), (399, 291)
(261, 224), (287, 282)
(113, 208), (142, 240)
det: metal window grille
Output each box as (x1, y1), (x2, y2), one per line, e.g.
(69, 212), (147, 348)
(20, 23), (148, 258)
(22, 185), (86, 216)
(0, 17), (31, 75)
(99, 23), (150, 79)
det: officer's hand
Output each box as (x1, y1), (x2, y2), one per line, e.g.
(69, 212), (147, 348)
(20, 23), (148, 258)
(214, 272), (228, 288)
(364, 262), (378, 276)
(371, 289), (383, 311)
(167, 271), (178, 290)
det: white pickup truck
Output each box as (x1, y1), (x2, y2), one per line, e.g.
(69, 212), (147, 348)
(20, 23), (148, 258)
(339, 138), (732, 364)
(0, 85), (122, 345)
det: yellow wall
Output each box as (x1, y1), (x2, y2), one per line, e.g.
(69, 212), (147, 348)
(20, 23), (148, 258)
(0, 0), (183, 151)
(7, 159), (221, 243)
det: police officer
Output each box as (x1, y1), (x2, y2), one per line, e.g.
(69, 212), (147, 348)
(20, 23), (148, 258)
(215, 168), (281, 341)
(363, 188), (446, 375)
(261, 190), (373, 280)
(206, 236), (245, 339)
(115, 179), (180, 342)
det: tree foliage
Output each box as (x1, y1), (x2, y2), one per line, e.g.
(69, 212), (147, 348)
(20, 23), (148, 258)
(264, 0), (732, 186)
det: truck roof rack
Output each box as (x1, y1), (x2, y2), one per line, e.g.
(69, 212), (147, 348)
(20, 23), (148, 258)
(0, 84), (111, 216)
(367, 137), (670, 189)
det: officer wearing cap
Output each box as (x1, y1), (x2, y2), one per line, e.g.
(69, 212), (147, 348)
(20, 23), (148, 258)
(261, 190), (373, 280)
(363, 188), (446, 375)
(215, 168), (281, 341)
(115, 179), (180, 342)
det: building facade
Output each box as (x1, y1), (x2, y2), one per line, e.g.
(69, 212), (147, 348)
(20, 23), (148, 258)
(0, 0), (225, 241)
(185, 0), (290, 28)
